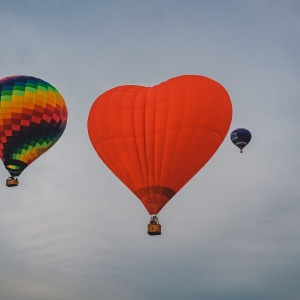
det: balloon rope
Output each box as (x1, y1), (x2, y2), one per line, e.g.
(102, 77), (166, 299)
(19, 154), (47, 186)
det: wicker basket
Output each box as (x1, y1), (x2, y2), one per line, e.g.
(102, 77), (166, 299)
(147, 223), (161, 236)
(6, 178), (19, 187)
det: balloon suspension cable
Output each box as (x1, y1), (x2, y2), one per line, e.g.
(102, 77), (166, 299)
(149, 215), (159, 225)
(19, 154), (47, 186)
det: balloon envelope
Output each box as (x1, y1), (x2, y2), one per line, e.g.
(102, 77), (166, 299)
(88, 75), (232, 215)
(0, 75), (68, 177)
(230, 128), (251, 153)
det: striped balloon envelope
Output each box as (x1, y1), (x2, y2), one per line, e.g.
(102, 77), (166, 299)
(0, 75), (68, 181)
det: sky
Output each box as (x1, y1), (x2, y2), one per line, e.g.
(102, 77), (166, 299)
(0, 0), (300, 299)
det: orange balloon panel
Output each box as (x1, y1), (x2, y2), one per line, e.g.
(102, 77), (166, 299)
(88, 75), (232, 215)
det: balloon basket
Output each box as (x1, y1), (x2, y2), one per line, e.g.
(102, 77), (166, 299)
(147, 223), (161, 236)
(6, 178), (19, 187)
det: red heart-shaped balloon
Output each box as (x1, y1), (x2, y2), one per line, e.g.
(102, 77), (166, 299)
(88, 75), (232, 215)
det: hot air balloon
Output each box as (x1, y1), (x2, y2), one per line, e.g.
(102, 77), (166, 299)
(230, 128), (251, 153)
(88, 75), (232, 235)
(0, 75), (68, 187)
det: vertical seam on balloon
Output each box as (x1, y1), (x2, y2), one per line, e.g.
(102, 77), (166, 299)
(174, 81), (227, 189)
(153, 85), (157, 187)
(143, 88), (149, 199)
(152, 84), (160, 212)
(30, 81), (39, 163)
(119, 86), (149, 193)
(10, 81), (13, 162)
(132, 87), (146, 191)
(23, 79), (29, 164)
(157, 81), (169, 188)
(29, 80), (39, 165)
(173, 78), (198, 188)
(140, 87), (149, 190)
(93, 95), (112, 172)
(167, 77), (187, 190)
(97, 90), (131, 189)
(172, 78), (208, 188)
(131, 87), (147, 192)
(113, 90), (134, 188)
(144, 85), (155, 214)
(10, 80), (14, 162)
(120, 87), (140, 189)
(9, 81), (13, 163)
(24, 79), (31, 164)
(0, 83), (2, 160)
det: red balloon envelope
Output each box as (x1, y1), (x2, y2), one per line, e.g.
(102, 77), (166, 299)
(88, 75), (232, 215)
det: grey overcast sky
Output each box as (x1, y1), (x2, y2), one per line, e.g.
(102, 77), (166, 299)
(0, 1), (300, 299)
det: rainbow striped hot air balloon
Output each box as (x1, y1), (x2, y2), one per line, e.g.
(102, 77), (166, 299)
(0, 75), (68, 186)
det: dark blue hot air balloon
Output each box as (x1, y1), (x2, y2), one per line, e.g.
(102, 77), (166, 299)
(230, 128), (251, 153)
